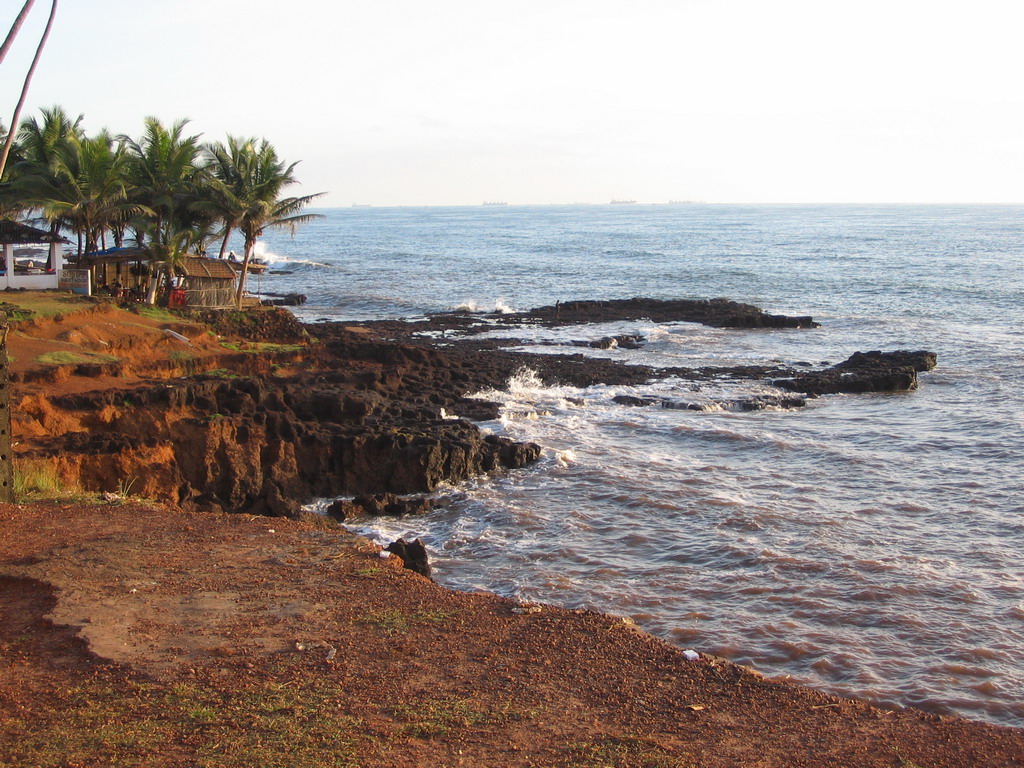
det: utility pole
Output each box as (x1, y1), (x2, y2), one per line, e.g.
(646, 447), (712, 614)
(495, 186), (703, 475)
(0, 317), (13, 502)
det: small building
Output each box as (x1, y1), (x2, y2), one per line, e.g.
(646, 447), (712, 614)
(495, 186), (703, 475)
(0, 220), (69, 290)
(68, 251), (240, 307)
(174, 256), (238, 308)
(67, 246), (149, 298)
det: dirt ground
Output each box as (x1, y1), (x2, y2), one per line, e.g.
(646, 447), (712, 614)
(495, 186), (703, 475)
(1, 501), (1022, 768)
(4, 298), (241, 395)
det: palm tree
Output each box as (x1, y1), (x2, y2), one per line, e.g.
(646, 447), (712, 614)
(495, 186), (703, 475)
(0, 0), (58, 181)
(0, 1), (37, 66)
(8, 106), (84, 231)
(15, 105), (83, 170)
(120, 117), (215, 302)
(121, 117), (206, 249)
(205, 136), (322, 307)
(202, 135), (250, 258)
(142, 227), (200, 305)
(14, 130), (142, 254)
(0, 120), (20, 218)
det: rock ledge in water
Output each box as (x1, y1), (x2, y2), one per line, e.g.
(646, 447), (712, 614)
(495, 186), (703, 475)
(774, 350), (937, 395)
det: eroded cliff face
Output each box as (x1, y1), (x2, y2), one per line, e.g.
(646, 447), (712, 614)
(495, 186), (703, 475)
(14, 333), (541, 517)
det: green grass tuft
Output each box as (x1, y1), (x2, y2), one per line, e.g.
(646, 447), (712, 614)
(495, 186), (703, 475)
(35, 350), (120, 366)
(14, 459), (82, 499)
(0, 673), (367, 767)
(130, 304), (178, 322)
(565, 734), (691, 768)
(360, 608), (453, 636)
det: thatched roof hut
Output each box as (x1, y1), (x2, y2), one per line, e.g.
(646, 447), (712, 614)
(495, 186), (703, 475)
(174, 257), (239, 308)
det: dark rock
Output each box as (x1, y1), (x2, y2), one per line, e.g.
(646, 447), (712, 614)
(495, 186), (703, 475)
(615, 334), (645, 349)
(583, 334), (645, 350)
(588, 337), (619, 350)
(261, 293), (307, 307)
(774, 350), (936, 396)
(176, 307), (307, 342)
(248, 479), (300, 518)
(613, 395), (660, 407)
(833, 350), (937, 372)
(326, 493), (436, 521)
(385, 538), (431, 578)
(621, 394), (807, 411)
(660, 400), (710, 411)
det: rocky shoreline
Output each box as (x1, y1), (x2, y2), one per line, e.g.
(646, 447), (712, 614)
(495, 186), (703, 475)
(14, 298), (936, 525)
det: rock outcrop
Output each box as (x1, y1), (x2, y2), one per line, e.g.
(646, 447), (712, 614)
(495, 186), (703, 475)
(774, 350), (937, 396)
(16, 333), (542, 517)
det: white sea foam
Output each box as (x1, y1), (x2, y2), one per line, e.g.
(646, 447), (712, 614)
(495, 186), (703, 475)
(252, 241), (333, 269)
(452, 298), (517, 314)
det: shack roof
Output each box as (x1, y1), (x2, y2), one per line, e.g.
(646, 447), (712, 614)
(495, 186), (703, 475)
(0, 220), (69, 245)
(176, 257), (236, 280)
(71, 247), (147, 265)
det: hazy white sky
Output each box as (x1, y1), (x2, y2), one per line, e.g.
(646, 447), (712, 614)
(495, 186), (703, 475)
(4, 0), (1024, 205)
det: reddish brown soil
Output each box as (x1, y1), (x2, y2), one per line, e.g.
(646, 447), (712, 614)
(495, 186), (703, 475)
(1, 501), (1021, 767)
(7, 303), (232, 393)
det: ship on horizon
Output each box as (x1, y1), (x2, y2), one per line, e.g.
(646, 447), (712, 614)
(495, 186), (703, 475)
(610, 199), (637, 204)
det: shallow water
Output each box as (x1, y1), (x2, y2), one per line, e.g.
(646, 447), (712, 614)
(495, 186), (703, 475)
(258, 204), (1024, 727)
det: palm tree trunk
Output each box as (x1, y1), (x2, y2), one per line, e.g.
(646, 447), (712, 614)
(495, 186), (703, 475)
(218, 227), (232, 258)
(0, 0), (57, 181)
(0, 0), (36, 66)
(145, 265), (162, 305)
(234, 240), (255, 309)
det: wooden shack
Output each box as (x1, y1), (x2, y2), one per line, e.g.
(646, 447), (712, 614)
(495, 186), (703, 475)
(68, 247), (149, 298)
(174, 257), (239, 308)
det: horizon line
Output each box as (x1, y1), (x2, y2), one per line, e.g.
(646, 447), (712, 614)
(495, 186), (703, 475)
(314, 200), (1024, 209)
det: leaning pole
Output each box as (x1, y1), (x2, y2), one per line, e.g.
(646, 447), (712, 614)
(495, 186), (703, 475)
(0, 316), (13, 502)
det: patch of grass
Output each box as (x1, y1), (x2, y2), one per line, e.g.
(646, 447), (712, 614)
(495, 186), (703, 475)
(360, 608), (453, 636)
(1, 673), (368, 768)
(895, 754), (928, 768)
(35, 350), (119, 365)
(0, 292), (95, 321)
(565, 735), (690, 768)
(14, 459), (83, 500)
(130, 304), (178, 323)
(169, 349), (195, 362)
(111, 476), (138, 502)
(0, 302), (35, 323)
(388, 696), (535, 740)
(220, 341), (304, 354)
(361, 608), (412, 635)
(390, 697), (486, 739)
(204, 368), (243, 380)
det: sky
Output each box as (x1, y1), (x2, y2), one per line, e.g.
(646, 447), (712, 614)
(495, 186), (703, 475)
(3, 0), (1024, 206)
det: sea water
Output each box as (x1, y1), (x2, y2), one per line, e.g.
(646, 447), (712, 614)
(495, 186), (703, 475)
(254, 204), (1024, 727)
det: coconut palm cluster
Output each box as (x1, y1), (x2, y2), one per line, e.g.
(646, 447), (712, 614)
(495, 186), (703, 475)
(0, 107), (322, 305)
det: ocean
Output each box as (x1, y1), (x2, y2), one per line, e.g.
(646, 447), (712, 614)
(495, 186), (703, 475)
(254, 204), (1024, 727)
